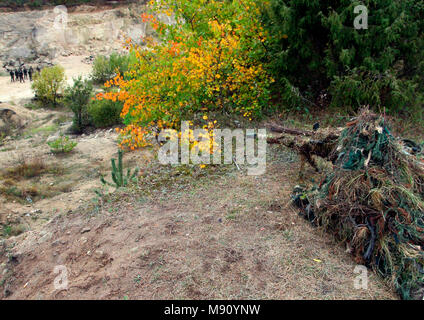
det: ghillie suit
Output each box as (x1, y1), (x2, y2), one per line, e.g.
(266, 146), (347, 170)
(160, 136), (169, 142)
(267, 124), (340, 173)
(292, 109), (424, 300)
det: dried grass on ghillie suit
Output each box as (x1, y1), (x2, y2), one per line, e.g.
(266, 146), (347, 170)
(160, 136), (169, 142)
(296, 109), (424, 300)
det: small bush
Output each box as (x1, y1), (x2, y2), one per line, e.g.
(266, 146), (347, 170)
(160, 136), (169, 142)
(64, 76), (93, 133)
(0, 122), (12, 138)
(31, 65), (66, 107)
(88, 98), (123, 128)
(91, 53), (131, 85)
(47, 135), (77, 154)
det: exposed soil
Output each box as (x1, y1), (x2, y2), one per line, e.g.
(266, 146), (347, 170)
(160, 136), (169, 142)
(0, 141), (398, 299)
(0, 3), (399, 301)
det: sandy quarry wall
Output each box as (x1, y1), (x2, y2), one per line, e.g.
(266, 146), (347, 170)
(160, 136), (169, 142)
(0, 0), (174, 68)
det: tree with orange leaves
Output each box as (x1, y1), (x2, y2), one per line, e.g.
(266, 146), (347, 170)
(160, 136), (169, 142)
(99, 0), (273, 150)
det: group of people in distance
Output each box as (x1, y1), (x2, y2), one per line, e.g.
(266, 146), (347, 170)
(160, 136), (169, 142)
(6, 65), (40, 83)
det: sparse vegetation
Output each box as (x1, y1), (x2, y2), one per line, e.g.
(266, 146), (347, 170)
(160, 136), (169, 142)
(0, 155), (68, 205)
(28, 124), (58, 136)
(47, 135), (78, 154)
(24, 102), (41, 110)
(1, 224), (26, 237)
(1, 156), (47, 180)
(0, 132), (6, 146)
(0, 121), (12, 138)
(100, 150), (139, 189)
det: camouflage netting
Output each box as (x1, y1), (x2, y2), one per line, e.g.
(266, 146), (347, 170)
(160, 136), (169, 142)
(293, 109), (424, 300)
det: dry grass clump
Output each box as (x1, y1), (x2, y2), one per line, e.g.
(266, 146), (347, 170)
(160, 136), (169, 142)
(1, 156), (47, 180)
(0, 155), (66, 202)
(0, 155), (65, 180)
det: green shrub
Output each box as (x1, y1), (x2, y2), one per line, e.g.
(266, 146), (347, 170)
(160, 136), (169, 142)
(91, 53), (131, 85)
(31, 65), (66, 107)
(47, 135), (77, 154)
(260, 0), (424, 117)
(88, 98), (123, 128)
(330, 70), (424, 119)
(64, 76), (93, 133)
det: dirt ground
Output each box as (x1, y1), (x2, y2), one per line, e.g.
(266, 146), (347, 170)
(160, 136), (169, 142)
(0, 142), (398, 299)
